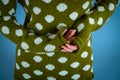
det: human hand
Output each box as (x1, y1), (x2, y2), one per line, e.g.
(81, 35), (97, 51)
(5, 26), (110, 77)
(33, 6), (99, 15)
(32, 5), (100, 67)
(61, 29), (78, 52)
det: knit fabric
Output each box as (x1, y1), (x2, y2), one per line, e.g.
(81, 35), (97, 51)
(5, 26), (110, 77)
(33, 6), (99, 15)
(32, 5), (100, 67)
(0, 0), (119, 80)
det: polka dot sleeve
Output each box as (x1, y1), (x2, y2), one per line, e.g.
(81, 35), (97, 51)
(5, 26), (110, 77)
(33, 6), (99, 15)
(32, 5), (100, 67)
(0, 0), (23, 44)
(0, 0), (67, 52)
(71, 0), (119, 52)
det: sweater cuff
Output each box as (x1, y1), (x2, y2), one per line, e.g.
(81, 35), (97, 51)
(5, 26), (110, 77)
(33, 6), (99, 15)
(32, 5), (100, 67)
(54, 27), (68, 52)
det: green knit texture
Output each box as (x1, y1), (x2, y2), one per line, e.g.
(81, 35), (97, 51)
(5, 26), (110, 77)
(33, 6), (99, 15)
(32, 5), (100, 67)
(0, 0), (118, 80)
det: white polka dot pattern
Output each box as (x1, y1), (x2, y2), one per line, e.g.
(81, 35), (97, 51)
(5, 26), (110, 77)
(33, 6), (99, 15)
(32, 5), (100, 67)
(21, 61), (30, 68)
(47, 76), (56, 80)
(17, 49), (21, 56)
(87, 10), (93, 15)
(44, 15), (54, 23)
(56, 23), (67, 30)
(58, 57), (68, 63)
(35, 23), (43, 31)
(33, 70), (43, 76)
(16, 63), (20, 70)
(87, 40), (91, 47)
(42, 0), (52, 4)
(21, 42), (29, 50)
(97, 17), (103, 25)
(9, 8), (15, 15)
(22, 73), (31, 79)
(24, 7), (28, 13)
(58, 70), (68, 76)
(24, 50), (29, 53)
(1, 0), (9, 5)
(98, 6), (105, 12)
(87, 33), (91, 40)
(81, 51), (88, 58)
(85, 8), (90, 14)
(83, 64), (91, 71)
(109, 3), (115, 11)
(1, 26), (10, 34)
(77, 23), (85, 32)
(48, 34), (56, 39)
(91, 54), (93, 61)
(69, 12), (78, 20)
(70, 62), (80, 68)
(25, 0), (29, 6)
(56, 3), (68, 12)
(33, 56), (43, 63)
(71, 74), (81, 80)
(33, 7), (41, 15)
(44, 44), (56, 52)
(46, 52), (55, 57)
(34, 37), (43, 45)
(15, 29), (23, 36)
(1, 0), (114, 79)
(91, 66), (93, 72)
(89, 17), (95, 24)
(14, 20), (20, 25)
(3, 16), (11, 21)
(45, 64), (55, 71)
(82, 1), (89, 10)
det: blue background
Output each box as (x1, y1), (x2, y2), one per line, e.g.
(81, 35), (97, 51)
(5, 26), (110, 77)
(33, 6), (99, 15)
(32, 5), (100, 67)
(0, 2), (120, 80)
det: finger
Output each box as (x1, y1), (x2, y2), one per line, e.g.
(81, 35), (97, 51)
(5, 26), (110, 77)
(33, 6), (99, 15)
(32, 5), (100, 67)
(66, 30), (76, 40)
(64, 29), (73, 39)
(65, 44), (78, 51)
(61, 48), (73, 52)
(65, 29), (76, 40)
(61, 45), (73, 52)
(67, 36), (76, 43)
(62, 29), (68, 35)
(61, 49), (68, 52)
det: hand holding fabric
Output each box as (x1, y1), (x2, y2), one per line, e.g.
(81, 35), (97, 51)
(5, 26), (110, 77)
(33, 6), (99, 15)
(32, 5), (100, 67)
(61, 29), (78, 52)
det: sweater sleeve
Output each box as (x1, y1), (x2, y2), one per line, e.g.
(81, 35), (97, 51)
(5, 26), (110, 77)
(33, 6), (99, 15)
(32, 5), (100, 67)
(0, 0), (67, 52)
(71, 0), (119, 52)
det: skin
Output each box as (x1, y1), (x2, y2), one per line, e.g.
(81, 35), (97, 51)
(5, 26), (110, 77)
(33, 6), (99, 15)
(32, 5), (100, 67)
(61, 29), (78, 52)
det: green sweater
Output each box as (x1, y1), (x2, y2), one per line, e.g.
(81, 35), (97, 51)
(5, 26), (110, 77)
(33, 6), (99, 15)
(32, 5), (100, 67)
(0, 0), (119, 80)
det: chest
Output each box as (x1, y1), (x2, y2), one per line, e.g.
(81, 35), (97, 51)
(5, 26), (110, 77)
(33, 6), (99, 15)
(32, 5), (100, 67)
(23, 0), (92, 34)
